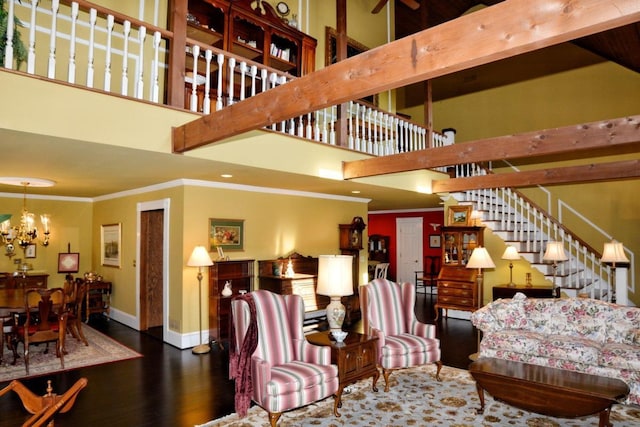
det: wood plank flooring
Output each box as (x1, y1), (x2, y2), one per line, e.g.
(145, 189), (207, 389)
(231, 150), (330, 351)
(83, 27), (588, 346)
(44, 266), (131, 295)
(0, 293), (477, 427)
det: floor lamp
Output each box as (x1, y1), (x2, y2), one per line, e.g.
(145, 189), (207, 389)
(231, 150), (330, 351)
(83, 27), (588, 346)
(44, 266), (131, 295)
(601, 240), (629, 304)
(543, 241), (567, 294)
(466, 246), (495, 361)
(187, 246), (213, 355)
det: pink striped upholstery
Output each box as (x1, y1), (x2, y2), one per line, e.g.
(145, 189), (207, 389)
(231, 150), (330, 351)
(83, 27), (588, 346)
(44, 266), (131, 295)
(231, 290), (339, 425)
(361, 279), (442, 391)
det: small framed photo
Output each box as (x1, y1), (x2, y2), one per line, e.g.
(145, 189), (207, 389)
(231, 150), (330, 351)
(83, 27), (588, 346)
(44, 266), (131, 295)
(101, 223), (122, 267)
(209, 218), (244, 252)
(58, 253), (80, 273)
(447, 205), (472, 227)
(429, 234), (441, 248)
(25, 244), (36, 258)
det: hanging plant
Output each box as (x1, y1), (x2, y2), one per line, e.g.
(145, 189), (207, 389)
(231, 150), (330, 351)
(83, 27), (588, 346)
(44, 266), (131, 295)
(0, 0), (28, 69)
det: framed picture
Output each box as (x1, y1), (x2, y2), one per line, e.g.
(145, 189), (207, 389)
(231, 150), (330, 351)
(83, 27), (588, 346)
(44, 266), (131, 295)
(101, 223), (122, 267)
(209, 218), (244, 252)
(429, 234), (441, 248)
(58, 252), (80, 273)
(25, 244), (36, 258)
(447, 205), (472, 226)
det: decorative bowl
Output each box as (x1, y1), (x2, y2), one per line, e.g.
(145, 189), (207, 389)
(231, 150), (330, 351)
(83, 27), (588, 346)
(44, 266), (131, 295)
(331, 330), (348, 343)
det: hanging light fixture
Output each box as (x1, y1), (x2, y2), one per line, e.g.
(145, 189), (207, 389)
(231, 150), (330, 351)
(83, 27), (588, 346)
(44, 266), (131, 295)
(0, 177), (54, 258)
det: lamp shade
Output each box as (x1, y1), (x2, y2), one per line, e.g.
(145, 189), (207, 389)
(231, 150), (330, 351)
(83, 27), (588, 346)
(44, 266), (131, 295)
(543, 241), (568, 262)
(501, 246), (520, 261)
(187, 246), (213, 267)
(601, 240), (629, 264)
(316, 254), (353, 297)
(466, 247), (495, 269)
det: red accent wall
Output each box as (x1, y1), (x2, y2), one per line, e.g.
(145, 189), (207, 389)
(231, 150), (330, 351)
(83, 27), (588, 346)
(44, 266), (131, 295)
(368, 210), (445, 281)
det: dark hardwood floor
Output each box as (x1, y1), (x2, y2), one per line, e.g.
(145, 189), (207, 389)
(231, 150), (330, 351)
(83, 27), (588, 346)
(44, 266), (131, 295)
(0, 292), (477, 427)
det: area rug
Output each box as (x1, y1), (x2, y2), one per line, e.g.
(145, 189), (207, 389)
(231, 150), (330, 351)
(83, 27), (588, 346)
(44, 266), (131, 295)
(0, 326), (142, 382)
(198, 364), (640, 426)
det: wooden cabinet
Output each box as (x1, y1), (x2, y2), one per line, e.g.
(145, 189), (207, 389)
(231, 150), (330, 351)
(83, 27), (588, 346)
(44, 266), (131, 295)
(368, 234), (389, 263)
(0, 273), (48, 289)
(182, 0), (316, 77)
(208, 259), (254, 344)
(85, 281), (112, 321)
(436, 226), (484, 318)
(259, 274), (328, 312)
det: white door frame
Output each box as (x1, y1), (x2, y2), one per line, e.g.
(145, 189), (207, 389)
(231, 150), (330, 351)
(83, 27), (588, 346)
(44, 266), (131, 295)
(396, 217), (424, 283)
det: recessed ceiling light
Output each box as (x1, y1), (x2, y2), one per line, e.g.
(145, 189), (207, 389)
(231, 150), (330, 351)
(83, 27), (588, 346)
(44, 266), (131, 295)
(221, 174), (233, 178)
(351, 190), (361, 194)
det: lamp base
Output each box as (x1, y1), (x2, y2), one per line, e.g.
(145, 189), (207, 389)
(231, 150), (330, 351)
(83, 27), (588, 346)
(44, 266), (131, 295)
(192, 343), (211, 354)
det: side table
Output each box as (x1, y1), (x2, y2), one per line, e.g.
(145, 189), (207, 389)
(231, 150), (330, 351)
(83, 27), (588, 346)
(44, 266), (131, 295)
(306, 331), (379, 417)
(492, 284), (558, 300)
(85, 281), (112, 322)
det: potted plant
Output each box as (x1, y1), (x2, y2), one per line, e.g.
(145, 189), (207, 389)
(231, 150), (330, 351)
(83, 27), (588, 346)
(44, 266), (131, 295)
(0, 0), (27, 69)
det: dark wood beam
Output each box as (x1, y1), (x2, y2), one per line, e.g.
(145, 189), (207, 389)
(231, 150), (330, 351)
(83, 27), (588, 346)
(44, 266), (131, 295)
(432, 160), (640, 192)
(173, 0), (640, 152)
(342, 116), (640, 179)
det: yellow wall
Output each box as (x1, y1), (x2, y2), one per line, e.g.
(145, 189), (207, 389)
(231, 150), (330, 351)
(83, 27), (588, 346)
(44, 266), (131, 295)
(434, 60), (640, 304)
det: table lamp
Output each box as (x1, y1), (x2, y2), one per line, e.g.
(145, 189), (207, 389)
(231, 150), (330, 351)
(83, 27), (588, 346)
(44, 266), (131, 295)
(501, 246), (520, 287)
(316, 254), (353, 342)
(601, 240), (629, 304)
(187, 245), (214, 355)
(543, 241), (567, 290)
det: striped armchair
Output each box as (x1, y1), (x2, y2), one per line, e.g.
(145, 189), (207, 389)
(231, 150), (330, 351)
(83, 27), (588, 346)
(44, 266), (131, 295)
(230, 290), (339, 426)
(360, 278), (442, 391)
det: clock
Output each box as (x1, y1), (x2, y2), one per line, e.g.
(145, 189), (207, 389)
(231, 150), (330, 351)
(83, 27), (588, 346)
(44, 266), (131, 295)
(276, 2), (290, 17)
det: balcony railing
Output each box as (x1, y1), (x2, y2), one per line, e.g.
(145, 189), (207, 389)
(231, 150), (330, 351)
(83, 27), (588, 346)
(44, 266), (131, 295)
(2, 0), (453, 155)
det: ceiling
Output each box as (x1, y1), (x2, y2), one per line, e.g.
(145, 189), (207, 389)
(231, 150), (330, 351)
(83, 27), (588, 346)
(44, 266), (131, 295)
(1, 1), (637, 211)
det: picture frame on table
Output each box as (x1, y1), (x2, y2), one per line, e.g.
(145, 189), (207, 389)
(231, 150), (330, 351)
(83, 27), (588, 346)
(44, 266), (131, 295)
(429, 234), (441, 248)
(25, 244), (36, 258)
(101, 223), (121, 267)
(209, 218), (244, 252)
(447, 205), (472, 226)
(58, 252), (80, 273)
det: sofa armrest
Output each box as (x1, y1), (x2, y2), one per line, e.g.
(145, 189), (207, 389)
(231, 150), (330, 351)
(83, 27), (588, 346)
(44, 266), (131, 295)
(471, 303), (501, 332)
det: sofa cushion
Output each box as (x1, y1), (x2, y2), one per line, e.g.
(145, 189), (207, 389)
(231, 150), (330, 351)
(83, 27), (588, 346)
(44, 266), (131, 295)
(489, 296), (528, 329)
(539, 335), (601, 365)
(606, 307), (640, 345)
(481, 330), (546, 355)
(600, 343), (640, 371)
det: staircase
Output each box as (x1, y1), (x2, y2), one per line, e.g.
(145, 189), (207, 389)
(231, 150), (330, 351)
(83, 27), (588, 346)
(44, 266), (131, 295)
(451, 184), (632, 303)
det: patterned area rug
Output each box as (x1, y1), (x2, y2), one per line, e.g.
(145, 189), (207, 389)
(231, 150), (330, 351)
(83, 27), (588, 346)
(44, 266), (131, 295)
(198, 364), (640, 426)
(0, 325), (141, 382)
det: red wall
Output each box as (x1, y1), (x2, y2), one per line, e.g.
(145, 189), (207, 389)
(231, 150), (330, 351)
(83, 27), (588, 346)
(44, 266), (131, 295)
(367, 209), (445, 281)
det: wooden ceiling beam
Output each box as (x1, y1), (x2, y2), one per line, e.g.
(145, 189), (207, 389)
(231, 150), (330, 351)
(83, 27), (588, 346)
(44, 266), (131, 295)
(432, 160), (640, 192)
(173, 0), (640, 153)
(342, 115), (640, 179)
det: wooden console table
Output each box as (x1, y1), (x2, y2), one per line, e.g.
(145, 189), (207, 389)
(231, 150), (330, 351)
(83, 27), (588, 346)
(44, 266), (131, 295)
(0, 273), (48, 289)
(306, 331), (379, 417)
(492, 284), (558, 300)
(469, 358), (629, 427)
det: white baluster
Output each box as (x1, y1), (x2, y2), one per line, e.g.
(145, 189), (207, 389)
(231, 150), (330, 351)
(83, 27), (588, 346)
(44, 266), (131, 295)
(104, 15), (114, 92)
(321, 108), (328, 143)
(86, 8), (97, 88)
(314, 111), (320, 141)
(329, 106), (336, 145)
(249, 65), (257, 97)
(366, 108), (373, 154)
(67, 2), (79, 83)
(260, 68), (268, 93)
(203, 50), (212, 114)
(136, 26), (146, 99)
(354, 103), (361, 152)
(216, 53), (224, 110)
(190, 44), (200, 112)
(48, 0), (59, 79)
(150, 31), (161, 102)
(306, 113), (312, 139)
(297, 115), (304, 137)
(121, 21), (131, 96)
(348, 101), (354, 150)
(288, 118), (295, 135)
(4, 0), (15, 68)
(228, 57), (236, 105)
(239, 62), (247, 101)
(27, 0), (39, 74)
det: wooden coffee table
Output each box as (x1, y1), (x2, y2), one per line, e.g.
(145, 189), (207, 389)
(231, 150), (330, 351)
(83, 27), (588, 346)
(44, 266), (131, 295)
(469, 358), (629, 427)
(306, 331), (379, 417)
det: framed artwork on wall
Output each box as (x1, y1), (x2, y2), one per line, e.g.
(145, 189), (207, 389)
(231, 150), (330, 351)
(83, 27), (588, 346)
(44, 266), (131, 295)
(209, 218), (244, 252)
(447, 205), (472, 227)
(25, 244), (36, 258)
(429, 234), (441, 248)
(58, 252), (80, 273)
(101, 223), (122, 267)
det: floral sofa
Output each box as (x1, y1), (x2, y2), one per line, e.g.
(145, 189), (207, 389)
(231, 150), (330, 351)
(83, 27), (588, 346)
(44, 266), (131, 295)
(471, 293), (640, 405)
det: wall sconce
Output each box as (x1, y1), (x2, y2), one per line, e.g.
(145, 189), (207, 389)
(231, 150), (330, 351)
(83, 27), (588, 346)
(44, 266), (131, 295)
(316, 254), (353, 342)
(501, 246), (520, 287)
(543, 241), (568, 290)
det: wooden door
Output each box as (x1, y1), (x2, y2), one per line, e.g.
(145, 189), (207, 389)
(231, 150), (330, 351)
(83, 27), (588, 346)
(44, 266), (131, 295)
(139, 209), (164, 330)
(396, 217), (423, 283)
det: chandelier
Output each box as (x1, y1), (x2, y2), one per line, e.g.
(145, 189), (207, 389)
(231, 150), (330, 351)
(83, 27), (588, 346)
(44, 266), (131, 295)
(0, 178), (54, 258)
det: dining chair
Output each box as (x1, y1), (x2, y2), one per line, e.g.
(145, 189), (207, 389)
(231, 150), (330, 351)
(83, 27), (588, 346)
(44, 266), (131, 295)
(15, 288), (68, 374)
(374, 262), (390, 279)
(66, 280), (88, 346)
(360, 278), (442, 392)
